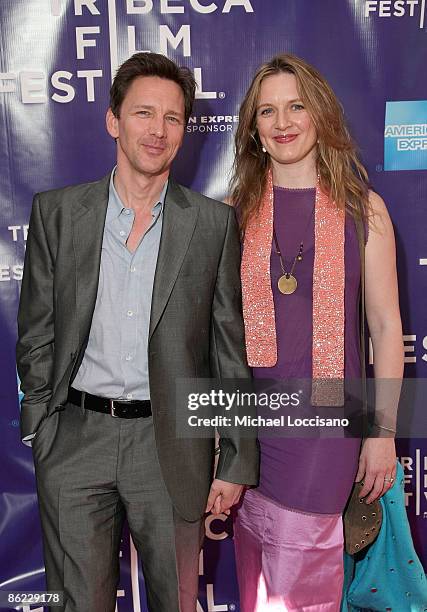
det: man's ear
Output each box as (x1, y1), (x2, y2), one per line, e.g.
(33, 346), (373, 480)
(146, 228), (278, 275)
(106, 108), (119, 139)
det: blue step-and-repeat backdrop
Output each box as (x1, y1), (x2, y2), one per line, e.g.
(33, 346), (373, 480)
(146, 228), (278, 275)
(0, 1), (426, 610)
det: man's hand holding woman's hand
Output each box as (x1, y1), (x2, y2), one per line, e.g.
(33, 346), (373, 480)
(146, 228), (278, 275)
(205, 479), (244, 515)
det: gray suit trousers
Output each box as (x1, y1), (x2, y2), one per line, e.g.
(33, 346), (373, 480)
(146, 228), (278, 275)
(32, 403), (204, 612)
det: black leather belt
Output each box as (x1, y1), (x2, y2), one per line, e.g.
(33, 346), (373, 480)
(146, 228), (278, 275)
(68, 388), (152, 419)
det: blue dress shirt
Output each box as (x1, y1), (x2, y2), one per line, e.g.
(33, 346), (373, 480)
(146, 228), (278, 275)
(73, 171), (166, 400)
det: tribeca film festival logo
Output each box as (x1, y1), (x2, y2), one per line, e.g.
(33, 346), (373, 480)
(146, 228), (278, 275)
(365, 0), (427, 27)
(7, 530), (235, 612)
(400, 451), (427, 518)
(0, 224), (27, 283)
(17, 373), (24, 405)
(384, 101), (427, 170)
(0, 0), (254, 106)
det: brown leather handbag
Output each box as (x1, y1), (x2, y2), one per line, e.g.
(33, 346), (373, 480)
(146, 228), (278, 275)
(343, 481), (383, 554)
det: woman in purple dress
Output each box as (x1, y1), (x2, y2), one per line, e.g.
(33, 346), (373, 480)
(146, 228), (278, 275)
(231, 54), (403, 611)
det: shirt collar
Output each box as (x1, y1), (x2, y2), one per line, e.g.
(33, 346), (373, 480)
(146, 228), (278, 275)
(107, 167), (168, 223)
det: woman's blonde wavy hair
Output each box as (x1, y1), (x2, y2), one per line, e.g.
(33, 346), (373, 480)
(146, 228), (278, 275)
(230, 54), (371, 234)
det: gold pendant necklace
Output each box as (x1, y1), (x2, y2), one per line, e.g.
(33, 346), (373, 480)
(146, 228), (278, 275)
(275, 240), (303, 295)
(273, 190), (316, 295)
(278, 274), (298, 295)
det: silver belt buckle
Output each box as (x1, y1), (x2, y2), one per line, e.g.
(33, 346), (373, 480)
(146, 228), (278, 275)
(109, 399), (119, 418)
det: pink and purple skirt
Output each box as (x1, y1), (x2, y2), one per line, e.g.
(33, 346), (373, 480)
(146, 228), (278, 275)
(234, 489), (345, 611)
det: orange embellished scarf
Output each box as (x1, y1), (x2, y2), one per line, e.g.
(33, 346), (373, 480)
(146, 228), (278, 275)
(241, 170), (346, 406)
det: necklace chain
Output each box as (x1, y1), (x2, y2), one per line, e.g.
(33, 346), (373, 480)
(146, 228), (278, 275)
(272, 193), (316, 276)
(272, 232), (303, 278)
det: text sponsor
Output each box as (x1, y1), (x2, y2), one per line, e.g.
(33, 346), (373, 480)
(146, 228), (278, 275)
(186, 115), (239, 134)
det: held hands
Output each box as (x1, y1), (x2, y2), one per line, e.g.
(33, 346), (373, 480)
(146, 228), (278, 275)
(355, 438), (397, 504)
(205, 479), (244, 516)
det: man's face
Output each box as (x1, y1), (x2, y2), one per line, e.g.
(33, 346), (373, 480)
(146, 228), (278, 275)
(106, 75), (186, 178)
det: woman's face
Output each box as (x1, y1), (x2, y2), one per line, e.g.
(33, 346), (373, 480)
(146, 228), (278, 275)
(256, 72), (318, 169)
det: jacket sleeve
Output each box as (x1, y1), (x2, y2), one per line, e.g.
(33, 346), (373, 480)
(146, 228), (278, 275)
(16, 194), (55, 440)
(210, 205), (259, 486)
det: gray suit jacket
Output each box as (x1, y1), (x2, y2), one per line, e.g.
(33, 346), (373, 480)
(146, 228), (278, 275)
(17, 174), (259, 521)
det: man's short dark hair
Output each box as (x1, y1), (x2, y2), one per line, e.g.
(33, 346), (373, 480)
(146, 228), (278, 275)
(110, 52), (196, 123)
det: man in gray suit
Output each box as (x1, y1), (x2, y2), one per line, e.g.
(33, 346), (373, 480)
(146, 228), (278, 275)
(17, 52), (258, 612)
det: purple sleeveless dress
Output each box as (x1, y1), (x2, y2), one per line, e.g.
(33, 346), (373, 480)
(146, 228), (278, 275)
(253, 185), (361, 515)
(234, 187), (363, 611)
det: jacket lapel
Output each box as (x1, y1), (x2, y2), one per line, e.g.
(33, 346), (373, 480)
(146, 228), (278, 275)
(149, 180), (199, 339)
(72, 174), (110, 346)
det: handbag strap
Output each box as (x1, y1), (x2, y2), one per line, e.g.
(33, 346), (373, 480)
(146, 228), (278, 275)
(354, 214), (368, 436)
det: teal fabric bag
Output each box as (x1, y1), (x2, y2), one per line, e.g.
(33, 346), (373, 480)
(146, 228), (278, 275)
(341, 461), (427, 612)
